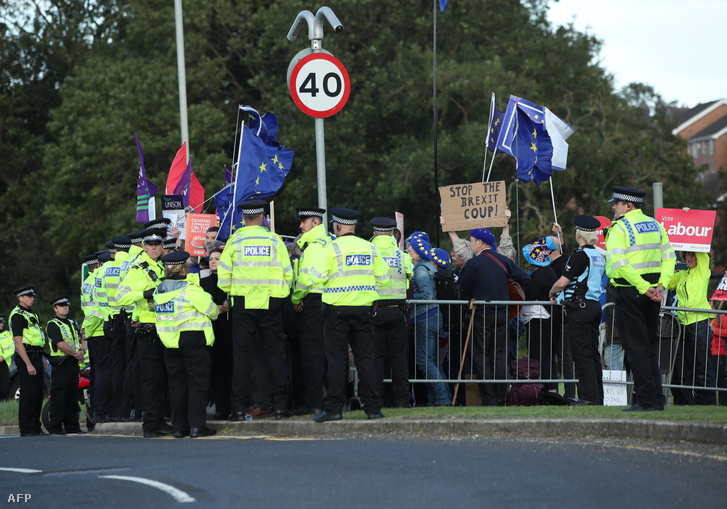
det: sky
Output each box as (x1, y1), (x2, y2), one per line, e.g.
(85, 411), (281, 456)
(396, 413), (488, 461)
(547, 0), (725, 108)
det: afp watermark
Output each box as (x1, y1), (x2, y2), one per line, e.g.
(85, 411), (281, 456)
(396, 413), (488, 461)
(8, 494), (31, 502)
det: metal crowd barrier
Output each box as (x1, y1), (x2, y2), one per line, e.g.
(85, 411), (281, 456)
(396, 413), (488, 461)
(395, 299), (727, 406)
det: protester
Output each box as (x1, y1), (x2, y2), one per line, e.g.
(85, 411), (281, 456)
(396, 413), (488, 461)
(459, 228), (531, 406)
(666, 249), (716, 405)
(0, 317), (13, 400)
(710, 311), (727, 406)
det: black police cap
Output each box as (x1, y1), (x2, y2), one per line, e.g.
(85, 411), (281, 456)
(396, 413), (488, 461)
(296, 207), (326, 221)
(161, 251), (190, 265)
(112, 236), (132, 250)
(50, 295), (70, 307)
(574, 215), (601, 232)
(83, 254), (99, 265)
(370, 217), (397, 231)
(127, 230), (147, 243)
(237, 199), (267, 215)
(144, 218), (172, 230)
(329, 207), (361, 225)
(97, 250), (112, 263)
(609, 186), (645, 204)
(143, 229), (166, 244)
(13, 286), (36, 298)
(105, 240), (115, 249)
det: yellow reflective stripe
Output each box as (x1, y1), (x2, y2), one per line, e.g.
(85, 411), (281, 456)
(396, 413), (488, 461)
(625, 242), (661, 253)
(375, 273), (387, 282)
(309, 267), (326, 279)
(230, 278), (288, 286)
(116, 287), (131, 300)
(218, 261), (233, 272)
(632, 261), (662, 270)
(157, 322), (213, 334)
(612, 259), (630, 269)
(205, 301), (217, 316)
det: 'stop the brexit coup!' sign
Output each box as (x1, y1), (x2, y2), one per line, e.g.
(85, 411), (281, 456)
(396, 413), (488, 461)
(655, 208), (716, 253)
(439, 181), (507, 231)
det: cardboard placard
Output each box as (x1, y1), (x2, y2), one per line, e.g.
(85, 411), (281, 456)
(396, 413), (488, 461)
(184, 214), (217, 257)
(162, 194), (186, 239)
(655, 208), (716, 252)
(439, 181), (507, 231)
(395, 212), (405, 251)
(602, 370), (628, 406)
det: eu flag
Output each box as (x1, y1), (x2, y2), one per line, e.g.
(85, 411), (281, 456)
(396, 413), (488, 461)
(515, 109), (553, 188)
(487, 108), (506, 152)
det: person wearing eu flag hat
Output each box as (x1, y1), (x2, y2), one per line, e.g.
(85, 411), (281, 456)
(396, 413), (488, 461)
(605, 186), (675, 411)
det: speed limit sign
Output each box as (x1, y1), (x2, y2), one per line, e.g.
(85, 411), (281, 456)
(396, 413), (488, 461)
(289, 52), (350, 118)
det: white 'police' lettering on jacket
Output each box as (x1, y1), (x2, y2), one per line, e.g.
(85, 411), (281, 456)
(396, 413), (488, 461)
(634, 221), (660, 234)
(244, 246), (271, 257)
(346, 254), (371, 266)
(384, 256), (400, 268)
(155, 301), (175, 314)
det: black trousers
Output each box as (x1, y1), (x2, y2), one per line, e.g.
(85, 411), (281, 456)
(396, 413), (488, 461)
(472, 309), (508, 406)
(139, 328), (168, 431)
(126, 320), (142, 414)
(164, 331), (210, 432)
(49, 360), (80, 433)
(299, 293), (327, 410)
(230, 298), (289, 413)
(565, 301), (604, 404)
(110, 315), (129, 419)
(527, 318), (555, 391)
(323, 305), (381, 415)
(373, 306), (410, 406)
(209, 321), (233, 417)
(612, 286), (664, 409)
(0, 361), (9, 401)
(16, 351), (45, 434)
(87, 336), (111, 420)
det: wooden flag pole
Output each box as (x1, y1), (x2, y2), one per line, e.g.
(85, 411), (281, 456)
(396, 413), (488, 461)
(452, 300), (477, 406)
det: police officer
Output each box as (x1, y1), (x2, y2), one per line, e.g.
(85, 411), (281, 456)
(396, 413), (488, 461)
(102, 236), (134, 421)
(370, 217), (413, 408)
(291, 206), (331, 415)
(154, 251), (219, 438)
(46, 296), (86, 434)
(123, 231), (147, 420)
(549, 215), (607, 405)
(217, 200), (293, 421)
(10, 286), (47, 436)
(302, 207), (389, 422)
(81, 253), (109, 423)
(0, 317), (14, 400)
(163, 238), (178, 254)
(605, 186), (676, 411)
(117, 228), (172, 436)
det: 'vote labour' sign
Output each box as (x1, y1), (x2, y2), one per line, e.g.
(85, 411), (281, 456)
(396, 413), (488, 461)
(439, 181), (507, 232)
(655, 208), (716, 253)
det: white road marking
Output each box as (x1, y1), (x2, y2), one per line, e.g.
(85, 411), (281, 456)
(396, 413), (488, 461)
(99, 475), (196, 503)
(0, 467), (43, 473)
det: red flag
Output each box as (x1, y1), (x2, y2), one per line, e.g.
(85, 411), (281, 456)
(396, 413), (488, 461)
(165, 143), (205, 211)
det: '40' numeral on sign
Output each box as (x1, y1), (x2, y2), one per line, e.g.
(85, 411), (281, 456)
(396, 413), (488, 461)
(299, 72), (342, 97)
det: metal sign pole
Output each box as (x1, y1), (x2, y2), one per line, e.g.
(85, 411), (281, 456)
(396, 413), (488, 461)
(287, 7), (344, 225)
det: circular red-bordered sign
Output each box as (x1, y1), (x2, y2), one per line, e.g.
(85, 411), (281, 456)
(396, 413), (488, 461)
(289, 53), (350, 118)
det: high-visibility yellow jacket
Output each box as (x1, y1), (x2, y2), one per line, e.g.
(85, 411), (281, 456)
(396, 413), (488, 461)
(154, 274), (219, 348)
(306, 233), (389, 306)
(117, 251), (164, 324)
(81, 271), (105, 338)
(0, 330), (14, 367)
(291, 223), (333, 305)
(606, 208), (676, 294)
(9, 306), (45, 347)
(94, 262), (111, 320)
(667, 251), (713, 325)
(217, 225), (293, 309)
(47, 317), (82, 358)
(103, 251), (130, 316)
(371, 234), (412, 302)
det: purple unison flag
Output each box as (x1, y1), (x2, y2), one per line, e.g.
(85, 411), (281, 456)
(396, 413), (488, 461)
(224, 165), (234, 186)
(173, 157), (193, 209)
(136, 134), (157, 223)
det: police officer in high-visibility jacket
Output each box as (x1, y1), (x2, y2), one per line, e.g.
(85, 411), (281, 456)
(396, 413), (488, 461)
(303, 207), (389, 422)
(117, 228), (172, 437)
(10, 286), (47, 436)
(291, 206), (332, 415)
(370, 217), (413, 408)
(0, 317), (14, 400)
(81, 253), (109, 423)
(46, 296), (86, 434)
(217, 200), (294, 421)
(605, 186), (676, 411)
(154, 251), (219, 438)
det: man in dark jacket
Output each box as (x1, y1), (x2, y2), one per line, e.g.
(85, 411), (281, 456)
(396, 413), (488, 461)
(458, 228), (530, 406)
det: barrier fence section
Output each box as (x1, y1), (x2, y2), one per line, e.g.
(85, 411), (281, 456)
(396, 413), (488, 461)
(402, 299), (727, 406)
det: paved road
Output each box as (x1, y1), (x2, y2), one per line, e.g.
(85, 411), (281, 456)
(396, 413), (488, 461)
(1, 433), (725, 508)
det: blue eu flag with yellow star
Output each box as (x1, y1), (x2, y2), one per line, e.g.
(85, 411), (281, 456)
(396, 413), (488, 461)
(515, 108), (553, 188)
(217, 106), (294, 238)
